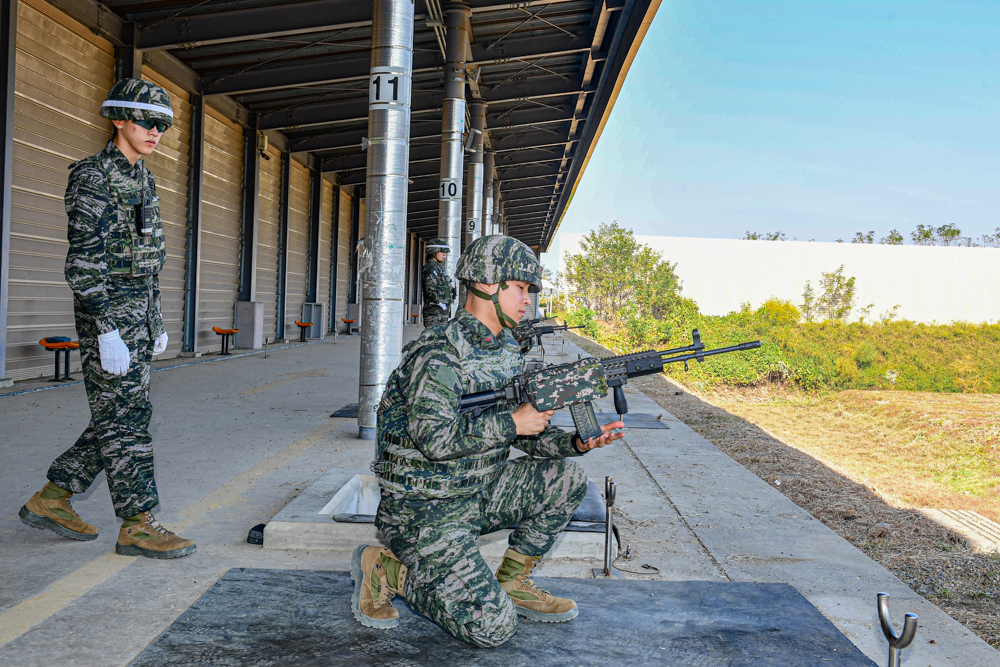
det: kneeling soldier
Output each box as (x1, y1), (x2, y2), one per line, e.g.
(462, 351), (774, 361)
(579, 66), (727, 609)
(18, 79), (195, 559)
(351, 236), (623, 647)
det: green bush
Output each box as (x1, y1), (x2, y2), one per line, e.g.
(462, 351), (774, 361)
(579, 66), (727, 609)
(557, 299), (1000, 393)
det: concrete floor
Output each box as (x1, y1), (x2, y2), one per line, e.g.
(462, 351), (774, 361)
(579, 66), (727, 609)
(0, 330), (997, 666)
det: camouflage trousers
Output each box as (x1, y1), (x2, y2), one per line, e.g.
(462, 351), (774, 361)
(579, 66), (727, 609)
(421, 304), (450, 327)
(377, 456), (587, 648)
(47, 293), (158, 518)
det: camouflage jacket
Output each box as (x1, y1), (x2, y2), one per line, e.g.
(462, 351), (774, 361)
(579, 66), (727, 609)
(65, 141), (166, 337)
(374, 308), (580, 500)
(421, 259), (453, 306)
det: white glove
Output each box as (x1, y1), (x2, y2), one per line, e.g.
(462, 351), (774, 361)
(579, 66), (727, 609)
(438, 303), (447, 310)
(152, 332), (168, 355)
(97, 329), (131, 376)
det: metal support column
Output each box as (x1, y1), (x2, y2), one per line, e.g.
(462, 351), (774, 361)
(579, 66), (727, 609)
(358, 0), (414, 440)
(116, 22), (142, 81)
(306, 168), (322, 303)
(238, 114), (261, 302)
(437, 3), (470, 309)
(329, 183), (340, 332)
(464, 100), (486, 248)
(181, 94), (205, 352)
(482, 149), (494, 237)
(0, 0), (15, 384)
(276, 154), (291, 340)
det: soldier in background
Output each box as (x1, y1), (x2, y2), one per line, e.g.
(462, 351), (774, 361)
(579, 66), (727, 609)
(18, 79), (196, 560)
(421, 238), (454, 326)
(350, 236), (623, 647)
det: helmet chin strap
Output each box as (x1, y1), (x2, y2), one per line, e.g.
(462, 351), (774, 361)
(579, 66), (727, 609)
(466, 281), (518, 328)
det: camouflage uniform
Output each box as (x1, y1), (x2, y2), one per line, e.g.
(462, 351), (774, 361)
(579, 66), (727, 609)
(421, 238), (453, 326)
(46, 80), (170, 518)
(374, 309), (588, 648)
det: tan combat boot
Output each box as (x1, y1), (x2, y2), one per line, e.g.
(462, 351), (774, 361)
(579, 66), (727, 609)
(19, 483), (99, 541)
(116, 511), (196, 559)
(350, 545), (408, 629)
(496, 548), (578, 622)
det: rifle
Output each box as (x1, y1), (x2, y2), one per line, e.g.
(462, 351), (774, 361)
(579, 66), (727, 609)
(511, 317), (583, 354)
(460, 329), (761, 442)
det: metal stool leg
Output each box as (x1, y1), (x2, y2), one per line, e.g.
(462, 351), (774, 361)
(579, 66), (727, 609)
(64, 348), (74, 381)
(51, 350), (61, 382)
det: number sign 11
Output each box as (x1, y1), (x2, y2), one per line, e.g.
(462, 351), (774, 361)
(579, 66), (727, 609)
(369, 66), (411, 108)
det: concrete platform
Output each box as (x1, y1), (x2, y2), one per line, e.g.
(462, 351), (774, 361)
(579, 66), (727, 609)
(128, 568), (877, 667)
(920, 509), (1000, 554)
(264, 469), (613, 559)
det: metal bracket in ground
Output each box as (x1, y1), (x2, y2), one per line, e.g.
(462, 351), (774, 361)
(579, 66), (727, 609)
(593, 476), (622, 579)
(877, 592), (917, 667)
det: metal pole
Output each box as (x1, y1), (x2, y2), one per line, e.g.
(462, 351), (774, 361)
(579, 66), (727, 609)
(437, 2), (470, 314)
(0, 0), (14, 385)
(182, 94), (205, 353)
(482, 149), (494, 237)
(306, 168), (322, 303)
(491, 177), (501, 236)
(464, 100), (486, 248)
(358, 0), (413, 440)
(238, 114), (260, 302)
(276, 153), (291, 340)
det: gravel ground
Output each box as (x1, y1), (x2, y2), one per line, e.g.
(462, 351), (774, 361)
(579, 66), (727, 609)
(563, 331), (1000, 649)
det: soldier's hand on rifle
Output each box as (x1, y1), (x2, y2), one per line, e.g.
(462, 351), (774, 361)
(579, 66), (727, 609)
(512, 403), (554, 436)
(576, 421), (625, 452)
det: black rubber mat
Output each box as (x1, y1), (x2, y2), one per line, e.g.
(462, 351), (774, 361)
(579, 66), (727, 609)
(129, 569), (876, 666)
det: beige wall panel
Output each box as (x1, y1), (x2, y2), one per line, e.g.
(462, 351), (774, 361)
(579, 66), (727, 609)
(5, 0), (114, 379)
(335, 190), (352, 327)
(319, 179), (334, 329)
(285, 161), (310, 332)
(257, 146), (282, 341)
(141, 66), (190, 360)
(197, 108), (243, 352)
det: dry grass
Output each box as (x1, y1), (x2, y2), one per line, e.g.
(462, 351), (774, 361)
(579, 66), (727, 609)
(563, 331), (1000, 648)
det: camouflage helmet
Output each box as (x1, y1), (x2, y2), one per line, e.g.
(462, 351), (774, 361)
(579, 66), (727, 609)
(456, 235), (542, 293)
(100, 78), (174, 129)
(426, 237), (450, 257)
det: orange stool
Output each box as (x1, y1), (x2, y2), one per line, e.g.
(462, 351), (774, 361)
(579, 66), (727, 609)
(212, 326), (239, 355)
(342, 318), (357, 335)
(411, 313), (420, 325)
(294, 320), (313, 342)
(39, 338), (80, 382)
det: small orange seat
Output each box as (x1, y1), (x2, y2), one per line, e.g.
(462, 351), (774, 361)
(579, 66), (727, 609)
(212, 326), (239, 355)
(342, 318), (357, 335)
(39, 338), (80, 381)
(294, 320), (313, 342)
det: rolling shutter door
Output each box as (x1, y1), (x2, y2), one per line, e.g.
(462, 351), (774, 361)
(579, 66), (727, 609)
(335, 189), (352, 325)
(5, 0), (115, 380)
(284, 161), (310, 330)
(141, 66), (189, 360)
(198, 107), (243, 352)
(319, 179), (334, 329)
(257, 146), (282, 342)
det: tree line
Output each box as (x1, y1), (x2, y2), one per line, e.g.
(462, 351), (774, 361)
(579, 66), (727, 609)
(744, 225), (1000, 247)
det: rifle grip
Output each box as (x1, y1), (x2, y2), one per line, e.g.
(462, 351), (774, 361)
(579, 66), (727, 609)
(570, 401), (603, 443)
(613, 385), (628, 417)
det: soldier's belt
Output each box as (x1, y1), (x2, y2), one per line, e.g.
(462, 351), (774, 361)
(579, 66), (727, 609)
(377, 468), (503, 491)
(371, 434), (508, 491)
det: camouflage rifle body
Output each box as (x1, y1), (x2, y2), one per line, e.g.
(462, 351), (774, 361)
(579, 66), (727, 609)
(460, 330), (761, 442)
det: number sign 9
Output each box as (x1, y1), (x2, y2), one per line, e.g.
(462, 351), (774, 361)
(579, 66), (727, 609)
(369, 66), (411, 108)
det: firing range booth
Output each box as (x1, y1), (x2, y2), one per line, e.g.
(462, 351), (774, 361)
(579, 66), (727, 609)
(0, 0), (659, 436)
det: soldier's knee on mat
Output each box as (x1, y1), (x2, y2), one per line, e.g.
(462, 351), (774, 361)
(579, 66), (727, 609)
(462, 604), (518, 648)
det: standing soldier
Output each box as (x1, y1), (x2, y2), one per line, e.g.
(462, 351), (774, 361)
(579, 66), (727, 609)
(18, 79), (196, 560)
(421, 238), (454, 326)
(350, 236), (623, 647)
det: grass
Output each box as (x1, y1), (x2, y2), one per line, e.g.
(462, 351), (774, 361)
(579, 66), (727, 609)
(705, 386), (1000, 521)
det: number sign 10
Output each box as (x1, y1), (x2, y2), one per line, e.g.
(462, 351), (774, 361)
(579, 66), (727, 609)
(439, 178), (461, 201)
(369, 66), (411, 108)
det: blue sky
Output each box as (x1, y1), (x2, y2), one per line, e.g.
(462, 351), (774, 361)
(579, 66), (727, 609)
(544, 0), (999, 267)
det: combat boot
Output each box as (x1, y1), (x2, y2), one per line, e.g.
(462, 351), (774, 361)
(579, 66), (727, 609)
(496, 548), (578, 622)
(116, 511), (196, 559)
(19, 483), (99, 541)
(350, 545), (408, 629)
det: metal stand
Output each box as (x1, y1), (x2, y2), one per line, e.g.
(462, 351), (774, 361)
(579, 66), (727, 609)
(877, 593), (918, 667)
(592, 476), (622, 579)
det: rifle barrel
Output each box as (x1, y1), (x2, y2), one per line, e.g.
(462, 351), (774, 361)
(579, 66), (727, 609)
(662, 340), (761, 365)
